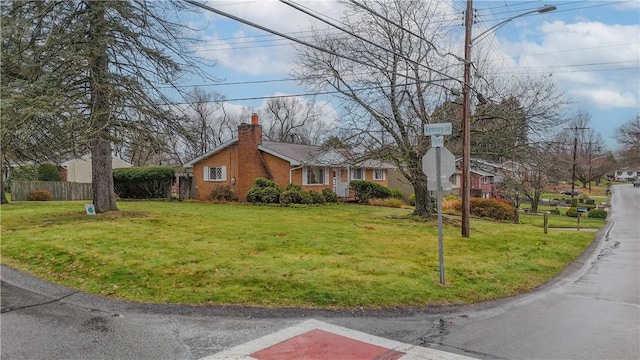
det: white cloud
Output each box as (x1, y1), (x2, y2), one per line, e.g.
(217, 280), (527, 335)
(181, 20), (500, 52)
(570, 87), (638, 109)
(497, 19), (640, 111)
(189, 0), (348, 76)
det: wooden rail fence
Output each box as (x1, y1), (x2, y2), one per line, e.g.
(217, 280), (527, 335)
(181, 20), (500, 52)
(11, 180), (93, 201)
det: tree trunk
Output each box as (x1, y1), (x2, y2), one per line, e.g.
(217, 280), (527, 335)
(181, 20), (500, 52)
(88, 2), (117, 213)
(0, 174), (8, 204)
(513, 207), (520, 224)
(411, 175), (431, 218)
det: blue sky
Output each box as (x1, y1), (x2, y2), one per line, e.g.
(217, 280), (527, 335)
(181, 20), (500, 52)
(178, 0), (640, 150)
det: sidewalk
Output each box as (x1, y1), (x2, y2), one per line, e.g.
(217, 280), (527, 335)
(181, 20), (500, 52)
(202, 319), (476, 360)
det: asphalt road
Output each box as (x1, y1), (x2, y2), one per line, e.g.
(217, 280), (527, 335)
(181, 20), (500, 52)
(1, 184), (638, 360)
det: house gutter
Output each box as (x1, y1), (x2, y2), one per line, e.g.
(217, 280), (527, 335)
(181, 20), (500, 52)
(289, 165), (304, 184)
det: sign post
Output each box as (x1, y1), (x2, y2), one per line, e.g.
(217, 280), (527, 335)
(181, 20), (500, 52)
(422, 123), (453, 284)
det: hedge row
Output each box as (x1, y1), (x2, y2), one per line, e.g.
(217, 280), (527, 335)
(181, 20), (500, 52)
(246, 178), (338, 205)
(113, 166), (175, 199)
(349, 180), (391, 203)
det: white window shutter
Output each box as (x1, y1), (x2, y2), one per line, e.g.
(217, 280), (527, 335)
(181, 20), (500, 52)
(221, 166), (227, 181)
(324, 167), (329, 184)
(302, 167), (307, 185)
(204, 166), (209, 181)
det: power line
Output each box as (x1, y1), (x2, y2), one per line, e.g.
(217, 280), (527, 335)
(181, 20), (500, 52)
(182, 0), (462, 88)
(279, 0), (459, 84)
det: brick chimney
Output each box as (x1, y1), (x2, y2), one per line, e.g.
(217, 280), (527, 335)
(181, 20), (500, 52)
(238, 113), (262, 147)
(237, 114), (264, 199)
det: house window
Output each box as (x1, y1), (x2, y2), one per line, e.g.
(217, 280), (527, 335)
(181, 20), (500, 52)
(373, 169), (385, 180)
(204, 166), (226, 181)
(482, 177), (489, 184)
(617, 171), (622, 175)
(351, 168), (364, 180)
(627, 171), (633, 175)
(306, 167), (325, 185)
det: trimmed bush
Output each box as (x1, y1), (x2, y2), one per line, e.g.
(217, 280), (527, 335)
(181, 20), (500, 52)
(585, 199), (596, 205)
(322, 188), (338, 203)
(28, 189), (52, 201)
(37, 163), (61, 181)
(208, 185), (238, 202)
(350, 180), (391, 203)
(390, 189), (404, 199)
(280, 189), (313, 205)
(246, 178), (281, 204)
(113, 166), (175, 199)
(307, 190), (326, 204)
(566, 207), (578, 217)
(451, 198), (514, 221)
(587, 208), (607, 219)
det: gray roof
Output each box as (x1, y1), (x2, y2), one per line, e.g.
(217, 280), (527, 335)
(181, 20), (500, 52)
(184, 139), (395, 169)
(259, 141), (324, 166)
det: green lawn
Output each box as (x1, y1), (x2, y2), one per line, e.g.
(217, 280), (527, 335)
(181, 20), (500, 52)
(0, 200), (600, 308)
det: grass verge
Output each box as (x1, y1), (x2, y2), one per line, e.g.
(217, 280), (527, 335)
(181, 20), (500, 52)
(1, 200), (599, 308)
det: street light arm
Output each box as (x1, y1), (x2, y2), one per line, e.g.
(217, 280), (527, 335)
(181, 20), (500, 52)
(471, 5), (557, 45)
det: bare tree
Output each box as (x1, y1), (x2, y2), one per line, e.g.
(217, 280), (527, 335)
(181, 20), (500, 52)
(293, 0), (461, 217)
(499, 145), (554, 219)
(1, 0), (212, 211)
(258, 97), (331, 145)
(614, 115), (640, 166)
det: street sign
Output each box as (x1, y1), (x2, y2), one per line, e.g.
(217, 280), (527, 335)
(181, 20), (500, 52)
(431, 135), (444, 148)
(424, 123), (452, 136)
(422, 147), (456, 179)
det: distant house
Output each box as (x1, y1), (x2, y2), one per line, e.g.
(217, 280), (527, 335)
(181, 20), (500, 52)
(387, 167), (460, 201)
(60, 156), (133, 183)
(183, 114), (395, 201)
(613, 167), (640, 181)
(452, 158), (506, 199)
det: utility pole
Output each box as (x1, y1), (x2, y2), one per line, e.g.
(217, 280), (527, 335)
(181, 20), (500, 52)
(569, 126), (588, 201)
(461, 0), (473, 238)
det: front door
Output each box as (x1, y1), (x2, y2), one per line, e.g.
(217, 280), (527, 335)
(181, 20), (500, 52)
(334, 168), (350, 198)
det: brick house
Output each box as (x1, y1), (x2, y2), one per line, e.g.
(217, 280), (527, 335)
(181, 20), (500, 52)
(183, 114), (395, 201)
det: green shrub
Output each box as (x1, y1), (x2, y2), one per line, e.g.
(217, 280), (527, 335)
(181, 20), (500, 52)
(307, 190), (326, 204)
(28, 189), (52, 201)
(350, 180), (391, 203)
(452, 198), (514, 221)
(246, 178), (281, 204)
(566, 207), (578, 217)
(284, 183), (304, 192)
(37, 163), (61, 181)
(113, 166), (175, 199)
(208, 185), (238, 202)
(279, 189), (313, 205)
(5, 165), (38, 192)
(390, 189), (404, 199)
(571, 198), (578, 207)
(585, 199), (595, 205)
(409, 193), (416, 206)
(322, 188), (338, 203)
(587, 208), (607, 219)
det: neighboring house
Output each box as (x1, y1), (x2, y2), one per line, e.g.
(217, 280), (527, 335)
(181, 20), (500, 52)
(613, 167), (640, 181)
(183, 114), (395, 201)
(454, 158), (505, 198)
(387, 167), (460, 201)
(60, 156), (133, 183)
